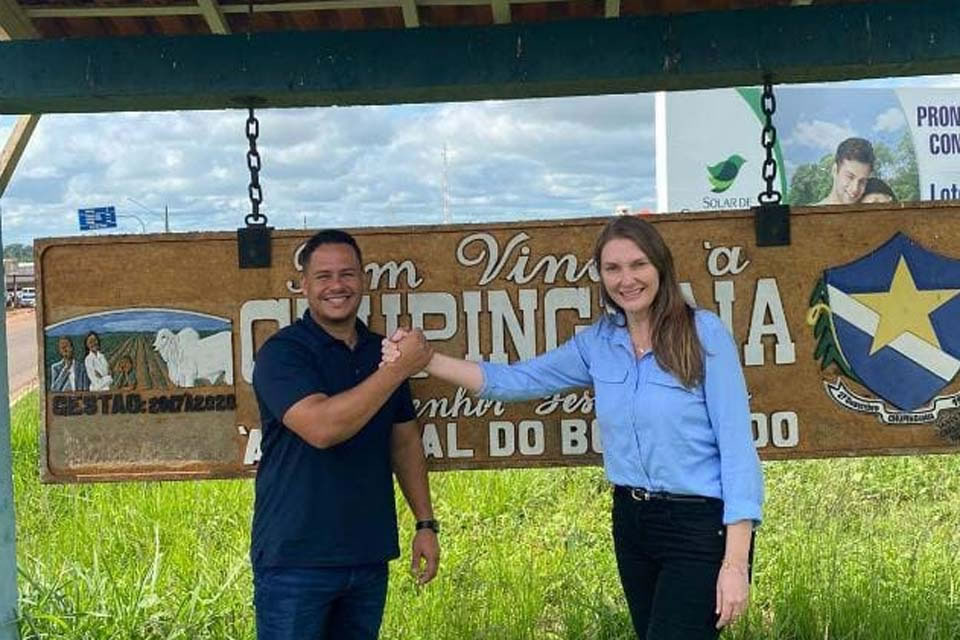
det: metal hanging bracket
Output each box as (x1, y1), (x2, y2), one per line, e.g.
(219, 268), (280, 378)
(753, 74), (790, 247)
(238, 224), (272, 268)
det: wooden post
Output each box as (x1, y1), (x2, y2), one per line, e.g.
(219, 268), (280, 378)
(0, 223), (20, 639)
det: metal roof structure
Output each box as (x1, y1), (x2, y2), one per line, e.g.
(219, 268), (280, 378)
(5, 1), (860, 37)
(0, 0), (957, 114)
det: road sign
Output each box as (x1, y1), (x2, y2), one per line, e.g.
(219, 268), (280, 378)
(77, 206), (116, 231)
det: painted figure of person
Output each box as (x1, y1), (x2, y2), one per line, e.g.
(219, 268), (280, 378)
(113, 355), (137, 391)
(84, 331), (113, 392)
(860, 177), (898, 204)
(49, 336), (89, 392)
(815, 137), (875, 205)
(384, 216), (764, 639)
(250, 229), (439, 640)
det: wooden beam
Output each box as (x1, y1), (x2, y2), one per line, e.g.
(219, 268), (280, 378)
(604, 0), (620, 18)
(26, 5), (203, 19)
(25, 1), (402, 18)
(0, 0), (37, 39)
(22, 0), (573, 20)
(220, 0), (399, 11)
(0, 0), (958, 114)
(399, 0), (420, 27)
(198, 0), (230, 35)
(0, 1), (41, 201)
(491, 0), (510, 24)
(0, 113), (39, 197)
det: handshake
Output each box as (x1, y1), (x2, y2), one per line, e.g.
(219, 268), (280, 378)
(380, 327), (433, 377)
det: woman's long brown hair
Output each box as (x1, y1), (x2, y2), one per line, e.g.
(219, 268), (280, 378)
(593, 216), (704, 387)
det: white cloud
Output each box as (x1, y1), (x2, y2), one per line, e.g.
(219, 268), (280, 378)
(785, 120), (858, 153)
(873, 107), (906, 133)
(0, 95), (656, 246)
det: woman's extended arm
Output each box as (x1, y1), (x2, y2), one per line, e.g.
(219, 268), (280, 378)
(384, 326), (594, 401)
(426, 353), (484, 392)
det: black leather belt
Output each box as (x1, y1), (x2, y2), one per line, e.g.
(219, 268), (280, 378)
(614, 485), (715, 504)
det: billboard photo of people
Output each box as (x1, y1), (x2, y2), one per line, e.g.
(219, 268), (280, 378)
(807, 137), (905, 206)
(778, 89), (920, 207)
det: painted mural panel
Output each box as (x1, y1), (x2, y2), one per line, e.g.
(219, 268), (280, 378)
(36, 204), (960, 482)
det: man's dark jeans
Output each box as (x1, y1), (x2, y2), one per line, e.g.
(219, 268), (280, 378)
(612, 488), (732, 640)
(254, 563), (389, 640)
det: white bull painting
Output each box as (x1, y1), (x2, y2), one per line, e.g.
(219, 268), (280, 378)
(152, 327), (234, 387)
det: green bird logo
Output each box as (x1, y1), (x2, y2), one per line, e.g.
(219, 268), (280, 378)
(706, 155), (747, 193)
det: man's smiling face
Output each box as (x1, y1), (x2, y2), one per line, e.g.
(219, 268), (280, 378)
(301, 243), (364, 329)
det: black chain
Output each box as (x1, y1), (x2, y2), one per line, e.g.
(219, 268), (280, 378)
(758, 74), (781, 205)
(245, 107), (266, 226)
(243, 0), (267, 226)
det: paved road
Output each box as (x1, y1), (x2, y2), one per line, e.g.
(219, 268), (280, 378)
(5, 308), (37, 400)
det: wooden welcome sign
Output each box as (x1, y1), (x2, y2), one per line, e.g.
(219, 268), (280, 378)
(36, 203), (960, 482)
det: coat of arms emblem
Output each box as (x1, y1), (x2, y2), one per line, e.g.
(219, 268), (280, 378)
(808, 233), (960, 432)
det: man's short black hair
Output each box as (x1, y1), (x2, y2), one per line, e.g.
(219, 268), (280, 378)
(298, 229), (363, 269)
(835, 137), (875, 169)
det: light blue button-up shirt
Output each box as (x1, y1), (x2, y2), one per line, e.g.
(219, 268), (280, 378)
(478, 309), (763, 525)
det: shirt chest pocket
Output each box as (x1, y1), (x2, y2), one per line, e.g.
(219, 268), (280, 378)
(589, 364), (629, 415)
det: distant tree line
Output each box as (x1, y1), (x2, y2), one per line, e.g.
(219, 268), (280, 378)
(3, 243), (33, 262)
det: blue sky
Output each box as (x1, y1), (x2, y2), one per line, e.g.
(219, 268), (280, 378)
(0, 95), (657, 246)
(45, 309), (231, 336)
(2, 73), (958, 249)
(777, 88), (906, 166)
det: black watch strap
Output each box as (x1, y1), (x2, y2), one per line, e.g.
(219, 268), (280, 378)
(415, 519), (439, 534)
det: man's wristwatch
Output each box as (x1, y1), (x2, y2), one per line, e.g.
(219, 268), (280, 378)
(415, 519), (439, 534)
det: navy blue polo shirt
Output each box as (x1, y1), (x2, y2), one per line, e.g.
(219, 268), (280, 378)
(250, 310), (415, 569)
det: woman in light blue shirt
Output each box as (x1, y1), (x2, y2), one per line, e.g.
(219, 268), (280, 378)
(385, 216), (763, 638)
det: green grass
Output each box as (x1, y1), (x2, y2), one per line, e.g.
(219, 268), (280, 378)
(9, 390), (960, 639)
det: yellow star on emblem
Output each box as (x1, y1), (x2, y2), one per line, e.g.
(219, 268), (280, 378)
(852, 256), (960, 355)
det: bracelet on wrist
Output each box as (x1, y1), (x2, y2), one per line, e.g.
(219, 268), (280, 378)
(415, 519), (439, 534)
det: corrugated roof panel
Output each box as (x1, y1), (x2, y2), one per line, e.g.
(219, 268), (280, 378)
(15, 0), (891, 39)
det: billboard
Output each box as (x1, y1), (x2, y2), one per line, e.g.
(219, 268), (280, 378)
(37, 206), (960, 483)
(657, 88), (960, 212)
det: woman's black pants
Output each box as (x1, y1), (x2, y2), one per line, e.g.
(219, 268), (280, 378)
(612, 486), (729, 640)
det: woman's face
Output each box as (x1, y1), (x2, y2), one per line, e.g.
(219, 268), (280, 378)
(861, 192), (893, 204)
(86, 334), (99, 352)
(599, 237), (660, 318)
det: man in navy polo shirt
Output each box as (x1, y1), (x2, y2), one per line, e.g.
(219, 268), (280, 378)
(251, 229), (439, 640)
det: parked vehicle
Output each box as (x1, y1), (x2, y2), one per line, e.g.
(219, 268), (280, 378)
(17, 287), (36, 307)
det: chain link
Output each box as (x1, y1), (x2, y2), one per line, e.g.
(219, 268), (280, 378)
(758, 74), (782, 205)
(245, 107), (266, 226)
(242, 0), (268, 226)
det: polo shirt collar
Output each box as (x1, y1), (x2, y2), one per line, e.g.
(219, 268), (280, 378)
(300, 309), (373, 349)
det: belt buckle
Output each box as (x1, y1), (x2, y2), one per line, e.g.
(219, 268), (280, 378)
(629, 488), (651, 501)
